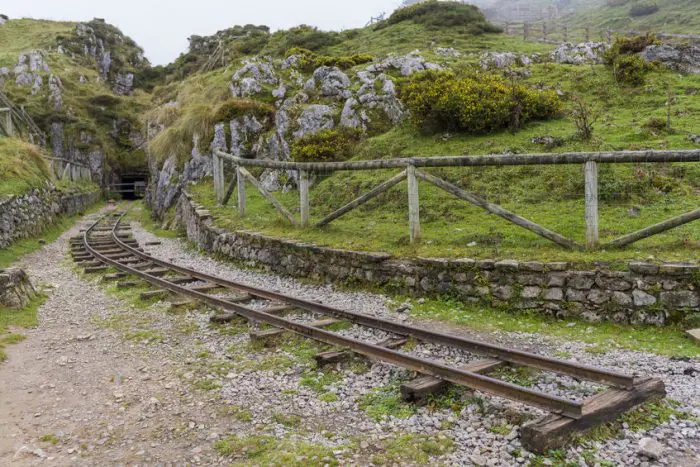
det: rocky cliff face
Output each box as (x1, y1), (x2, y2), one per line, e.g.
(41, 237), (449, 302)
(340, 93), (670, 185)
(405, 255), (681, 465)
(146, 50), (441, 217)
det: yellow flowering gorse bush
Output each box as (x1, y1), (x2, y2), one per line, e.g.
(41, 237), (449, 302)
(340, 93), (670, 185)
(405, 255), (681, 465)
(398, 70), (561, 134)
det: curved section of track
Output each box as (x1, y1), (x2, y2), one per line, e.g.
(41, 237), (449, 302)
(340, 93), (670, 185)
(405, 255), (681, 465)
(72, 209), (666, 451)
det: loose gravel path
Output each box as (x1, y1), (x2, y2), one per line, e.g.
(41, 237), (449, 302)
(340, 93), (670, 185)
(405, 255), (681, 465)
(0, 207), (698, 466)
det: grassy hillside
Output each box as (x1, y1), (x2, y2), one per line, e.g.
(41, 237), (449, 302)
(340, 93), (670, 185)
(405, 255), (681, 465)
(563, 0), (700, 34)
(0, 19), (74, 65)
(181, 10), (698, 263)
(0, 18), (150, 178)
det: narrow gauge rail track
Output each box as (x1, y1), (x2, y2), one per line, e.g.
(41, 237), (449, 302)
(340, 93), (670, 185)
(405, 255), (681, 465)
(71, 210), (666, 452)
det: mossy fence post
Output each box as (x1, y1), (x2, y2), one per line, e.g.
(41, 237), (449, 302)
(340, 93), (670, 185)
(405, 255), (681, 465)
(584, 161), (599, 250)
(299, 170), (310, 228)
(407, 163), (420, 243)
(236, 165), (246, 217)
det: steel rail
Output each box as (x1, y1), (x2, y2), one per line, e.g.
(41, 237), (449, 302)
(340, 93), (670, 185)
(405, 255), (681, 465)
(106, 215), (635, 390)
(82, 215), (586, 419)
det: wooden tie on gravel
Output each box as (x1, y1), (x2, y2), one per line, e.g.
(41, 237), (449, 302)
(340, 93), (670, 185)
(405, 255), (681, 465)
(72, 210), (667, 453)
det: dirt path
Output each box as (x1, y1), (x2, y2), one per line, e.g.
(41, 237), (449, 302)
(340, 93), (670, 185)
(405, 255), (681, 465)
(0, 210), (228, 466)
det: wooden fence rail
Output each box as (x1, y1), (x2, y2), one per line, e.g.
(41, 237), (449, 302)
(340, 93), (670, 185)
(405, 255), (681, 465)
(500, 22), (700, 45)
(212, 149), (700, 251)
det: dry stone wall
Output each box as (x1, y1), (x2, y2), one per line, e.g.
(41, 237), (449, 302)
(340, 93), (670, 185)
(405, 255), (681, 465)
(179, 192), (700, 325)
(0, 186), (100, 249)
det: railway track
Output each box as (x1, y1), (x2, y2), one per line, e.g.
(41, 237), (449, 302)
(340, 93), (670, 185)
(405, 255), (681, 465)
(71, 210), (666, 453)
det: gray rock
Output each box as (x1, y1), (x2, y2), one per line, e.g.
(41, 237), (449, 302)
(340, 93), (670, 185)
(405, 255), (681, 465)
(48, 74), (63, 111)
(551, 42), (609, 65)
(340, 98), (363, 130)
(637, 437), (664, 460)
(567, 272), (595, 290)
(308, 66), (351, 99)
(611, 291), (632, 306)
(113, 73), (134, 95)
(543, 288), (564, 301)
(641, 44), (700, 74)
(633, 290), (657, 307)
(660, 291), (699, 308)
(293, 105), (335, 140)
(435, 47), (461, 58)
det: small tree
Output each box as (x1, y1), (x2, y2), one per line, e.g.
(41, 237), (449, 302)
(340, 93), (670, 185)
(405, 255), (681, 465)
(569, 96), (598, 140)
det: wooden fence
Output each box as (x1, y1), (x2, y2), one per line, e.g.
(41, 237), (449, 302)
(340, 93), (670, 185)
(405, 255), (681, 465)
(46, 156), (92, 182)
(212, 149), (700, 251)
(500, 22), (700, 45)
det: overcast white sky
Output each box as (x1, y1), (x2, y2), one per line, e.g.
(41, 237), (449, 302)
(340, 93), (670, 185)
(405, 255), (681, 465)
(4, 0), (405, 65)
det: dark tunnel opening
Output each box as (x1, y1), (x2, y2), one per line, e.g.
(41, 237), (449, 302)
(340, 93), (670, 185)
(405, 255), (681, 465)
(112, 173), (148, 200)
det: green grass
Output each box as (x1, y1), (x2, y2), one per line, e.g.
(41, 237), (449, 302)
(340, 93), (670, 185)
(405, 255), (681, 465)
(271, 412), (302, 427)
(39, 434), (60, 445)
(0, 19), (75, 65)
(411, 297), (700, 358)
(578, 398), (698, 444)
(563, 0), (700, 35)
(124, 200), (179, 238)
(0, 292), (47, 362)
(213, 434), (339, 466)
(0, 138), (52, 198)
(371, 433), (455, 465)
(357, 376), (417, 420)
(299, 369), (343, 394)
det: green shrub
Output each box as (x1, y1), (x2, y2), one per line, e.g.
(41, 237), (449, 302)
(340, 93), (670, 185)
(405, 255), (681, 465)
(291, 128), (363, 163)
(211, 98), (275, 122)
(265, 25), (340, 56)
(613, 55), (653, 86)
(604, 35), (658, 86)
(630, 2), (660, 17)
(604, 34), (659, 65)
(382, 0), (501, 34)
(286, 48), (373, 72)
(398, 70), (561, 134)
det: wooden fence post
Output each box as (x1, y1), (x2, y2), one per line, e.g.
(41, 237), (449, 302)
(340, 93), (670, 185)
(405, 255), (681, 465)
(585, 26), (590, 42)
(407, 164), (420, 243)
(213, 152), (224, 205)
(299, 170), (310, 228)
(1, 108), (12, 137)
(563, 25), (568, 42)
(524, 23), (530, 40)
(505, 22), (510, 35)
(543, 23), (548, 41)
(236, 165), (246, 217)
(584, 161), (599, 249)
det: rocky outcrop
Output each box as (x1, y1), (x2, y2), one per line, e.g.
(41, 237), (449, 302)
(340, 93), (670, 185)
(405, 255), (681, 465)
(0, 269), (35, 309)
(147, 53), (419, 216)
(641, 44), (700, 74)
(0, 186), (100, 249)
(56, 19), (149, 95)
(480, 52), (540, 69)
(179, 192), (700, 325)
(550, 42), (609, 65)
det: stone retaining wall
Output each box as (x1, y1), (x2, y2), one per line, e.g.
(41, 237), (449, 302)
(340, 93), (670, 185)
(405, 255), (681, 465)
(178, 192), (700, 325)
(0, 268), (35, 308)
(0, 186), (101, 249)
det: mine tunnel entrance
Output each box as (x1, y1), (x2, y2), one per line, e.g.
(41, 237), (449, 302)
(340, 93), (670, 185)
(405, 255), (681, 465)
(112, 171), (148, 200)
